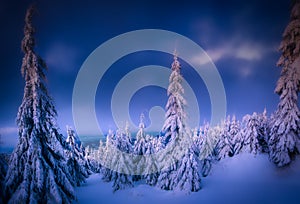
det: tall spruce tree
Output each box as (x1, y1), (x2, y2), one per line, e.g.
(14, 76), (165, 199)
(161, 52), (187, 144)
(157, 52), (200, 192)
(157, 52), (187, 190)
(4, 6), (75, 203)
(269, 0), (300, 167)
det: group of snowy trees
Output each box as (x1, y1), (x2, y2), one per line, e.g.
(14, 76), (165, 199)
(212, 0), (300, 167)
(2, 0), (299, 202)
(213, 111), (269, 161)
(84, 54), (204, 193)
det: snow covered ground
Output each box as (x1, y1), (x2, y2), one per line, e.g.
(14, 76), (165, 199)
(75, 153), (300, 204)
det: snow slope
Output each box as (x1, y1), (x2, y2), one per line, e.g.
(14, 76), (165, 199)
(75, 153), (300, 204)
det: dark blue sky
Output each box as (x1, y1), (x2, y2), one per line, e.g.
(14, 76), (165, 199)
(0, 0), (294, 144)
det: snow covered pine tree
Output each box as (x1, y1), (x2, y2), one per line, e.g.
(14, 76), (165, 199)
(269, 0), (300, 167)
(229, 115), (242, 156)
(257, 109), (269, 153)
(144, 135), (159, 186)
(156, 52), (201, 192)
(133, 114), (147, 181)
(65, 126), (90, 186)
(243, 113), (263, 154)
(4, 6), (75, 203)
(101, 130), (115, 182)
(199, 125), (221, 177)
(110, 128), (134, 192)
(242, 111), (269, 155)
(214, 116), (233, 160)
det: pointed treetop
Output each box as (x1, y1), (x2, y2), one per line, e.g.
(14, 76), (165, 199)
(263, 107), (267, 115)
(22, 5), (36, 53)
(172, 49), (181, 72)
(173, 49), (178, 60)
(125, 121), (130, 131)
(139, 113), (145, 129)
(108, 129), (113, 135)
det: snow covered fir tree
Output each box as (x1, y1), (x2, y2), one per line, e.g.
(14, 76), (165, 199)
(143, 136), (159, 186)
(4, 6), (75, 203)
(109, 128), (134, 192)
(132, 114), (147, 181)
(161, 52), (187, 144)
(242, 110), (269, 155)
(156, 52), (201, 192)
(214, 116), (234, 160)
(101, 129), (115, 182)
(269, 0), (300, 167)
(198, 125), (221, 177)
(65, 126), (90, 186)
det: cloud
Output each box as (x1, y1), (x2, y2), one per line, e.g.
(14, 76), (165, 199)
(191, 39), (275, 67)
(0, 127), (18, 135)
(192, 15), (277, 65)
(208, 41), (275, 62)
(44, 42), (79, 73)
(189, 37), (277, 79)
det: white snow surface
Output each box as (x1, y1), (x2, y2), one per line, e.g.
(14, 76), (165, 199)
(75, 153), (300, 204)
